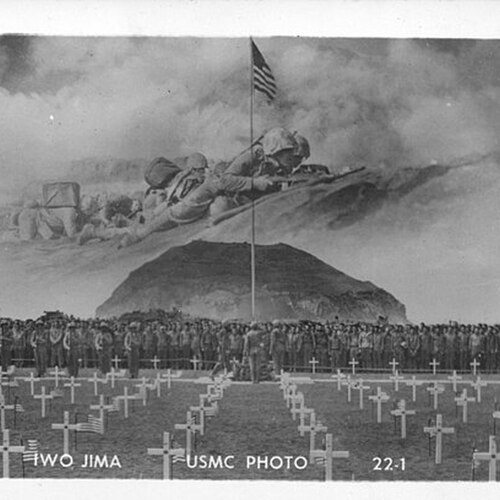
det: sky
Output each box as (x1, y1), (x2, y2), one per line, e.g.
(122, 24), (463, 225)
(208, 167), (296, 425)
(1, 35), (500, 322)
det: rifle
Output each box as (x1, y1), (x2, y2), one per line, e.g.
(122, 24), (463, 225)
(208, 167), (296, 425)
(267, 166), (367, 186)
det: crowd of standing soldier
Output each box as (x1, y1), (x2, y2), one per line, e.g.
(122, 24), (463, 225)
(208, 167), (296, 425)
(1, 317), (500, 378)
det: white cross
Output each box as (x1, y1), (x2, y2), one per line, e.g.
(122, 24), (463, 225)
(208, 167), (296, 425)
(134, 377), (149, 406)
(112, 356), (121, 370)
(153, 373), (166, 398)
(424, 414), (454, 465)
(175, 411), (195, 456)
(388, 358), (399, 374)
(0, 394), (15, 432)
(429, 359), (440, 375)
(116, 386), (134, 418)
(470, 358), (480, 376)
(285, 384), (298, 408)
(51, 411), (79, 455)
(354, 379), (370, 410)
(447, 370), (462, 392)
(455, 388), (476, 423)
(349, 358), (359, 375)
(106, 368), (117, 389)
(2, 429), (24, 478)
(331, 370), (346, 391)
(63, 376), (81, 405)
(405, 376), (424, 403)
(26, 372), (38, 396)
(151, 356), (160, 370)
(49, 366), (61, 388)
(147, 431), (185, 479)
(493, 411), (500, 433)
(427, 382), (445, 411)
(189, 406), (205, 436)
(298, 410), (316, 437)
(190, 357), (201, 371)
(369, 387), (390, 423)
(162, 369), (181, 390)
(308, 413), (328, 460)
(470, 376), (488, 404)
(88, 372), (107, 396)
(33, 386), (53, 418)
(309, 357), (319, 375)
(389, 370), (404, 392)
(473, 436), (500, 481)
(297, 406), (315, 433)
(343, 376), (355, 403)
(90, 394), (115, 423)
(390, 399), (416, 439)
(290, 392), (305, 421)
(310, 433), (349, 481)
(199, 394), (218, 418)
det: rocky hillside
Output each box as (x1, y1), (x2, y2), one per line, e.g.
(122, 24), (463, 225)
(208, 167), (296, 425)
(96, 240), (407, 322)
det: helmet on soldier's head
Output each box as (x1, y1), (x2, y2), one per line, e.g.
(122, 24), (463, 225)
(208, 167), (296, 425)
(262, 127), (297, 156)
(250, 321), (258, 328)
(293, 133), (310, 159)
(272, 319), (280, 326)
(186, 152), (208, 171)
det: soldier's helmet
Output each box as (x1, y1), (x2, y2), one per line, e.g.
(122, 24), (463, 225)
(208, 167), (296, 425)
(272, 319), (280, 326)
(262, 127), (297, 156)
(186, 152), (208, 171)
(250, 321), (258, 329)
(292, 133), (310, 159)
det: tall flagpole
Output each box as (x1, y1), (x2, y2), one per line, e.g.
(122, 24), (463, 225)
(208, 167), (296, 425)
(249, 37), (256, 320)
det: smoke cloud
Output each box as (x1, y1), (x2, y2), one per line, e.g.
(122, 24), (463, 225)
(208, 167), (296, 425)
(2, 36), (500, 322)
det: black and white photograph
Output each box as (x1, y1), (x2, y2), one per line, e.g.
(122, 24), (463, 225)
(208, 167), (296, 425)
(1, 0), (500, 492)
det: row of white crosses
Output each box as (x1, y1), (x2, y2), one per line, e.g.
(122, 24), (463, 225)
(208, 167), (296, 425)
(280, 373), (350, 480)
(147, 377), (227, 479)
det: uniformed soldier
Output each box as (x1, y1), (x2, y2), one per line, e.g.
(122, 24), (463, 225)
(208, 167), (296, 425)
(328, 326), (341, 371)
(406, 326), (421, 371)
(31, 320), (49, 377)
(244, 321), (263, 384)
(49, 320), (65, 368)
(95, 321), (114, 375)
(358, 324), (373, 371)
(269, 320), (286, 377)
(302, 323), (315, 372)
(12, 320), (25, 368)
(315, 325), (329, 372)
(124, 322), (141, 379)
(0, 319), (13, 369)
(63, 322), (80, 378)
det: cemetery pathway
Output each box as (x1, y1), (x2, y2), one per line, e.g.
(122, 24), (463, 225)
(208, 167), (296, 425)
(183, 383), (323, 480)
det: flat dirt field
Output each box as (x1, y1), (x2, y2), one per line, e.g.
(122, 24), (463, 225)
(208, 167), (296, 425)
(2, 368), (499, 481)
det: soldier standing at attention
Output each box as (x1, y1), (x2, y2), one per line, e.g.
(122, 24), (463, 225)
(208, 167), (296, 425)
(95, 321), (114, 376)
(124, 322), (141, 379)
(244, 321), (263, 384)
(12, 320), (25, 368)
(49, 320), (64, 369)
(31, 320), (49, 377)
(328, 326), (341, 372)
(0, 319), (13, 369)
(269, 320), (286, 377)
(63, 322), (80, 378)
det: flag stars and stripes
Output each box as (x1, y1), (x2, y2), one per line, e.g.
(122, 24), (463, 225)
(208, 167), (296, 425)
(252, 39), (277, 101)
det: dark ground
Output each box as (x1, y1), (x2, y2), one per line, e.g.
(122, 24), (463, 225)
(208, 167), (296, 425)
(2, 369), (499, 480)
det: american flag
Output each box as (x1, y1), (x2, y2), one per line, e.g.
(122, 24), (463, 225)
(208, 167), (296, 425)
(14, 402), (25, 413)
(171, 441), (186, 463)
(22, 439), (39, 463)
(75, 414), (104, 434)
(251, 39), (277, 101)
